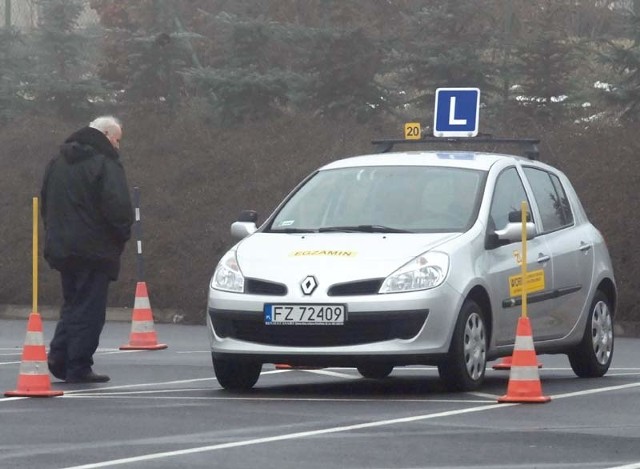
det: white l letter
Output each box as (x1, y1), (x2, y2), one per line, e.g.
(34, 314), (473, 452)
(448, 97), (467, 125)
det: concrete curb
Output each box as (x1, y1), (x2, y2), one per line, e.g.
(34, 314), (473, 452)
(0, 304), (188, 324)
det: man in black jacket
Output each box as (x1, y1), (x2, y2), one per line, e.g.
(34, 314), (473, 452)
(41, 116), (134, 383)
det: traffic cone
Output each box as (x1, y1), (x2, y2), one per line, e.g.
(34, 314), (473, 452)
(492, 356), (513, 370)
(275, 364), (322, 370)
(498, 316), (550, 404)
(120, 282), (167, 350)
(492, 355), (542, 370)
(5, 312), (63, 397)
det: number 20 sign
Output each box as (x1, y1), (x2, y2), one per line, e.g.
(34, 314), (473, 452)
(404, 122), (421, 140)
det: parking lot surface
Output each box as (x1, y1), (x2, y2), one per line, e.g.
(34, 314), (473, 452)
(1, 318), (640, 469)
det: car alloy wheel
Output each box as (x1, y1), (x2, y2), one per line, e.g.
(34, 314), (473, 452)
(568, 290), (614, 378)
(438, 299), (487, 391)
(464, 312), (486, 381)
(591, 299), (614, 366)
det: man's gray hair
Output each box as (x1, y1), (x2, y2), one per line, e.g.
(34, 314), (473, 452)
(89, 116), (122, 134)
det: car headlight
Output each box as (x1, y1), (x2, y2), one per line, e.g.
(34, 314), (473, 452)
(210, 250), (245, 293)
(379, 251), (449, 294)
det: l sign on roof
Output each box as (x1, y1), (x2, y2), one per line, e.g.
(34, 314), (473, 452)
(433, 88), (480, 137)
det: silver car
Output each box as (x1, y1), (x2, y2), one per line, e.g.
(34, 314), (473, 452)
(207, 145), (616, 391)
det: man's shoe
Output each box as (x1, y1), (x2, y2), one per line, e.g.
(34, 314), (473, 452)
(65, 371), (110, 383)
(47, 360), (66, 381)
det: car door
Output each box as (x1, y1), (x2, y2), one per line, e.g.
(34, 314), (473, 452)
(483, 166), (554, 346)
(522, 167), (594, 339)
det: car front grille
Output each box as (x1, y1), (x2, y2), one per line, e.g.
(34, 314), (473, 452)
(245, 278), (287, 296)
(327, 279), (384, 296)
(210, 309), (428, 347)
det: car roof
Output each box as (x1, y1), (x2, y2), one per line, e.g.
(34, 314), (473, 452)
(320, 151), (532, 172)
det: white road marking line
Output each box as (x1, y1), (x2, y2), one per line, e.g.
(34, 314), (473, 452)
(63, 394), (492, 403)
(61, 402), (515, 469)
(0, 350), (138, 365)
(2, 364), (639, 403)
(54, 369), (289, 395)
(52, 366), (446, 395)
(607, 463), (640, 469)
(468, 391), (501, 399)
(58, 378), (640, 469)
(60, 377), (218, 394)
(302, 369), (360, 379)
(97, 350), (142, 356)
(551, 381), (640, 399)
(0, 396), (27, 402)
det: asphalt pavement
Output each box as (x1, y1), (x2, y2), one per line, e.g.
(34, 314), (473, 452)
(1, 318), (640, 469)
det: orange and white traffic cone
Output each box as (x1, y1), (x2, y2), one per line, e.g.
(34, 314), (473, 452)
(120, 282), (167, 350)
(498, 316), (550, 404)
(492, 355), (542, 370)
(5, 312), (63, 397)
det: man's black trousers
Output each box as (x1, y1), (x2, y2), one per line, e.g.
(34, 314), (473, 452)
(48, 269), (111, 380)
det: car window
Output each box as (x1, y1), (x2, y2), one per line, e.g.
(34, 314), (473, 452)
(269, 166), (485, 233)
(523, 167), (573, 232)
(489, 167), (530, 231)
(550, 173), (574, 226)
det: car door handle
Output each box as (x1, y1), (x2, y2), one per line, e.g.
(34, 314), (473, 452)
(579, 242), (592, 252)
(537, 254), (550, 263)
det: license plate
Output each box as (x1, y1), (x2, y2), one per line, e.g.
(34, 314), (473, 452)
(264, 304), (346, 325)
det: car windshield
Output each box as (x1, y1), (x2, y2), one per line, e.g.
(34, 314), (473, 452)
(269, 165), (486, 233)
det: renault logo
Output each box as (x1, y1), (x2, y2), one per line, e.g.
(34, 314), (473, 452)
(300, 276), (318, 295)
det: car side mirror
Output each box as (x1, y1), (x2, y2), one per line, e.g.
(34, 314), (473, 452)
(231, 210), (258, 239)
(485, 216), (537, 249)
(495, 221), (536, 243)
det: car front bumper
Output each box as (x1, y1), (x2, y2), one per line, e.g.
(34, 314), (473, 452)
(207, 282), (464, 366)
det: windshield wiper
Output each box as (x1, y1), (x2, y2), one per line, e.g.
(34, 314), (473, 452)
(318, 225), (411, 233)
(271, 228), (318, 233)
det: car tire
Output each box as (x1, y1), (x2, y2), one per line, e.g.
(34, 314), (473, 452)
(568, 291), (614, 378)
(357, 364), (394, 379)
(438, 299), (487, 392)
(212, 356), (261, 391)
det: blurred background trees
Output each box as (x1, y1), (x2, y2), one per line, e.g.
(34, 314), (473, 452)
(2, 0), (640, 325)
(3, 0), (636, 126)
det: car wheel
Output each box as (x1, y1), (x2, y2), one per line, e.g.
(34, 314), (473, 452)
(568, 291), (614, 378)
(438, 299), (487, 391)
(212, 356), (261, 391)
(357, 364), (394, 379)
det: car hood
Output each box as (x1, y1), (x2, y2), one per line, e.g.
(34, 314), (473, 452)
(235, 232), (459, 286)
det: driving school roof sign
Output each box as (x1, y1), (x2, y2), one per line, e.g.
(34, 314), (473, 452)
(433, 88), (480, 137)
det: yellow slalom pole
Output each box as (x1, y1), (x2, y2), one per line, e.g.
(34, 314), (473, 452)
(520, 200), (528, 319)
(33, 197), (38, 314)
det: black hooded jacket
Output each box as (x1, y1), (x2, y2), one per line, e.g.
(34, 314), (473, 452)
(40, 126), (134, 280)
